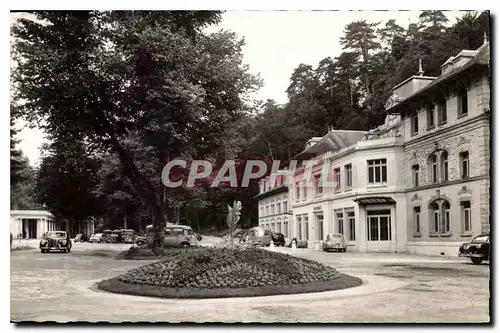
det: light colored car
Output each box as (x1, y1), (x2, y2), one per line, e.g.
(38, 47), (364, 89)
(89, 233), (103, 243)
(246, 226), (272, 247)
(40, 231), (72, 253)
(323, 233), (347, 252)
(145, 224), (199, 248)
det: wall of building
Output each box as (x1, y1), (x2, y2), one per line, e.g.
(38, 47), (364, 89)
(257, 172), (292, 237)
(290, 134), (407, 251)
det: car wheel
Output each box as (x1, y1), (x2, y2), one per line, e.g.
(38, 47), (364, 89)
(179, 242), (190, 248)
(471, 257), (483, 265)
(40, 249), (45, 253)
(67, 247), (71, 253)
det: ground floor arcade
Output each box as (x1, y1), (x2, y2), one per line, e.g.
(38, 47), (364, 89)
(10, 210), (95, 239)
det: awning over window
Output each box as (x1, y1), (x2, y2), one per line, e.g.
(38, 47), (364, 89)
(353, 196), (396, 205)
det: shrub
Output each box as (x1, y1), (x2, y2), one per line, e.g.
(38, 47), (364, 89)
(117, 247), (340, 289)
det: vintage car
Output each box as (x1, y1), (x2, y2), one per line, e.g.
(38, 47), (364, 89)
(74, 234), (89, 243)
(246, 226), (272, 247)
(144, 224), (199, 248)
(40, 231), (72, 253)
(323, 233), (347, 252)
(120, 229), (136, 244)
(271, 232), (286, 247)
(459, 233), (490, 265)
(135, 235), (147, 246)
(89, 233), (103, 243)
(101, 230), (114, 243)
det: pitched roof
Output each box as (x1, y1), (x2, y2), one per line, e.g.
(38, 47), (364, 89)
(293, 130), (368, 160)
(386, 42), (490, 113)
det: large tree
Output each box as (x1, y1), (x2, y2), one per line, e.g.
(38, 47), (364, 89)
(340, 20), (380, 98)
(36, 137), (103, 223)
(12, 11), (260, 245)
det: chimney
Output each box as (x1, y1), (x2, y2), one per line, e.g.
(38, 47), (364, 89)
(391, 59), (436, 100)
(417, 58), (424, 76)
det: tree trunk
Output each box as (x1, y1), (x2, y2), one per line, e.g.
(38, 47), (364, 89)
(123, 203), (127, 229)
(106, 135), (162, 249)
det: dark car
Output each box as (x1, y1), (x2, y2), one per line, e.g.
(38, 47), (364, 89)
(135, 235), (147, 246)
(40, 231), (72, 253)
(271, 232), (286, 246)
(459, 234), (490, 265)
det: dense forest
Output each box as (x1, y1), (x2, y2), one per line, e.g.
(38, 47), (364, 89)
(10, 10), (490, 233)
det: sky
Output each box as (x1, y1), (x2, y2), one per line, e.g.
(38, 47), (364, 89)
(12, 10), (465, 167)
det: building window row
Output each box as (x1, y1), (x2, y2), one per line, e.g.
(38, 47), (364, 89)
(260, 199), (290, 217)
(413, 90), (468, 135)
(295, 160), (382, 201)
(413, 200), (472, 236)
(412, 150), (470, 188)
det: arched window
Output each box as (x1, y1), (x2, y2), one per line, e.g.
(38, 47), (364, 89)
(440, 151), (448, 182)
(429, 154), (438, 184)
(429, 200), (451, 234)
(429, 202), (440, 233)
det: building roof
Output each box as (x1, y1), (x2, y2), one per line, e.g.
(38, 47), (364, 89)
(10, 210), (54, 218)
(253, 185), (289, 200)
(293, 130), (368, 160)
(386, 42), (490, 113)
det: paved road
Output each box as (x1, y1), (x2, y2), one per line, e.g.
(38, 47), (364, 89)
(10, 242), (490, 323)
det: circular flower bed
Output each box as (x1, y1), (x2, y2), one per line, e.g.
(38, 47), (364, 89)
(99, 248), (362, 298)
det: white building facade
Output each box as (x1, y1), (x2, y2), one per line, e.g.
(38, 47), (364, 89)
(10, 210), (95, 239)
(287, 41), (490, 256)
(255, 170), (292, 238)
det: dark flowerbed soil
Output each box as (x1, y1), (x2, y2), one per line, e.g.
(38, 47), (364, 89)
(98, 273), (362, 299)
(100, 247), (362, 298)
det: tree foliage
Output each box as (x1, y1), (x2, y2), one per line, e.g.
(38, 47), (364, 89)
(12, 11), (261, 238)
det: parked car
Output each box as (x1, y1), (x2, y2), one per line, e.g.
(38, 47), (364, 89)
(164, 224), (199, 248)
(74, 234), (88, 243)
(459, 233), (490, 265)
(120, 229), (136, 244)
(135, 235), (147, 246)
(271, 232), (286, 246)
(246, 227), (272, 247)
(89, 233), (103, 243)
(145, 224), (199, 248)
(40, 231), (72, 253)
(323, 233), (347, 252)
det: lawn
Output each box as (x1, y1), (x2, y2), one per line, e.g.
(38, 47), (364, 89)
(100, 247), (362, 299)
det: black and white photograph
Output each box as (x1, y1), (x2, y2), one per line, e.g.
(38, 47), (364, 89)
(7, 6), (492, 324)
